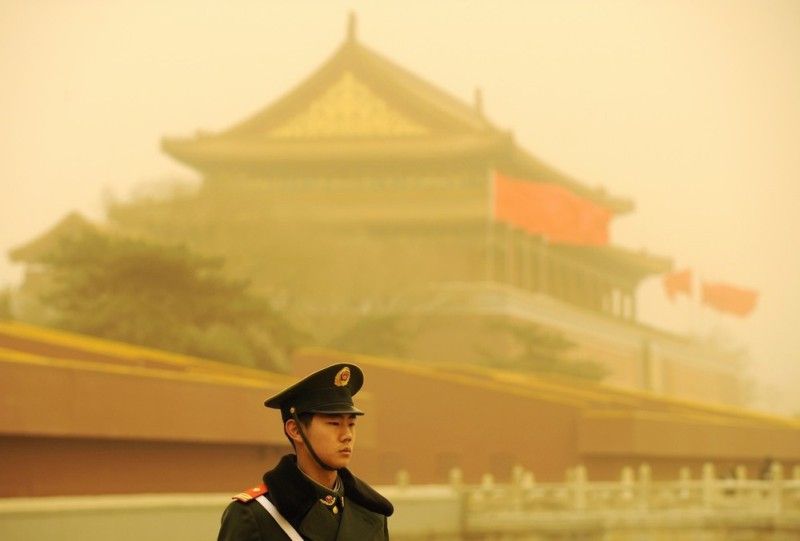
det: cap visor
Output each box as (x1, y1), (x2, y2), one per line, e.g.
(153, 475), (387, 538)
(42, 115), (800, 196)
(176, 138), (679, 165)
(309, 404), (364, 415)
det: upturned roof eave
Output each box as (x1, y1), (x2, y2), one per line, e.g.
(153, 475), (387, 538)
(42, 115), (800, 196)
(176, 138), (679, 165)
(350, 40), (493, 134)
(221, 42), (350, 139)
(9, 212), (97, 263)
(163, 134), (635, 214)
(216, 38), (495, 142)
(501, 146), (635, 215)
(162, 32), (633, 213)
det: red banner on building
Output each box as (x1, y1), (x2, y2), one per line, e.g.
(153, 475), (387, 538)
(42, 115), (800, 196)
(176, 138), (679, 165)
(663, 268), (692, 301)
(492, 171), (611, 245)
(701, 282), (758, 317)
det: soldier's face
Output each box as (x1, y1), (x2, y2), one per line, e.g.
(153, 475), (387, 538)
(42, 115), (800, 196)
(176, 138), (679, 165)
(305, 413), (357, 469)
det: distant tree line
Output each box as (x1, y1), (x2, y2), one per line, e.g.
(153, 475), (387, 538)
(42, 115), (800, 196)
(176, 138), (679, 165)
(29, 230), (303, 371)
(7, 225), (608, 380)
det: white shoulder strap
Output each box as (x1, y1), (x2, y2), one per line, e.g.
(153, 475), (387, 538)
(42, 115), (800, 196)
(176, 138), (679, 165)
(255, 495), (304, 541)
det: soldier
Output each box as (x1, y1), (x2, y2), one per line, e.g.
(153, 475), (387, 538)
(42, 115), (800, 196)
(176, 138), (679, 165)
(217, 363), (393, 540)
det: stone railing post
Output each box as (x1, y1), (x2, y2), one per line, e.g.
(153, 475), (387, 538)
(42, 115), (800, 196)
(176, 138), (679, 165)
(770, 462), (784, 514)
(448, 467), (468, 538)
(477, 473), (496, 511)
(678, 467), (692, 501)
(572, 465), (588, 511)
(638, 463), (652, 511)
(521, 471), (535, 489)
(510, 465), (525, 511)
(702, 463), (716, 509)
(511, 464), (524, 485)
(449, 467), (463, 491)
(621, 466), (635, 504)
(396, 469), (410, 489)
(734, 465), (747, 501)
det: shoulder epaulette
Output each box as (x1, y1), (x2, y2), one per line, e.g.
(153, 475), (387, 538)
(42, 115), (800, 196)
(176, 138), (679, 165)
(232, 483), (268, 503)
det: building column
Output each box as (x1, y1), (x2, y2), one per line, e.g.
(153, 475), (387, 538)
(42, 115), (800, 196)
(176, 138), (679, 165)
(624, 288), (637, 322)
(521, 234), (532, 291)
(485, 223), (495, 282)
(535, 237), (548, 294)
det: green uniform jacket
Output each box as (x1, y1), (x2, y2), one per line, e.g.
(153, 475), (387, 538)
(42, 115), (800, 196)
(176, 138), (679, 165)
(217, 455), (393, 541)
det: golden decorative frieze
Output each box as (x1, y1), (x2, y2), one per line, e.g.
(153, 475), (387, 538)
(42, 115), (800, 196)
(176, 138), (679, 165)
(270, 72), (428, 139)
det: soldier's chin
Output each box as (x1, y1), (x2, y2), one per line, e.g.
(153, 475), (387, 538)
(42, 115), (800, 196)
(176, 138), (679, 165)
(329, 454), (352, 469)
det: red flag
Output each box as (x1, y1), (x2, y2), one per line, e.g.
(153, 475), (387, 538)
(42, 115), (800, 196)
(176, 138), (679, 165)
(493, 171), (611, 245)
(663, 268), (692, 301)
(701, 282), (758, 317)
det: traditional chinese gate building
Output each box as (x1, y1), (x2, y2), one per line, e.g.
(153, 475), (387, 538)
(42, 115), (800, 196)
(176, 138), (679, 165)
(13, 16), (744, 406)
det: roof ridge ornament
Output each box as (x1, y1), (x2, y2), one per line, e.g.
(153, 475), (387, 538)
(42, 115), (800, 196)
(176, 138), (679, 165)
(474, 87), (484, 116)
(347, 11), (357, 42)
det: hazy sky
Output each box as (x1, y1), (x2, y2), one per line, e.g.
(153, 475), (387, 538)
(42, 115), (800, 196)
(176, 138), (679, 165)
(2, 0), (798, 413)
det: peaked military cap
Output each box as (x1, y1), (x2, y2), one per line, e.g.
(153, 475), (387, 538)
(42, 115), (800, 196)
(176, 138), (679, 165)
(265, 364), (365, 421)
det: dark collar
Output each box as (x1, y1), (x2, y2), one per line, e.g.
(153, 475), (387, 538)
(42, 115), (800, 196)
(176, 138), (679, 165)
(263, 454), (320, 528)
(339, 467), (394, 517)
(263, 454), (393, 528)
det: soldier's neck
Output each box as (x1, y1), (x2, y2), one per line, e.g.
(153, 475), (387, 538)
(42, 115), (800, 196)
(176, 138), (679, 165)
(296, 450), (338, 489)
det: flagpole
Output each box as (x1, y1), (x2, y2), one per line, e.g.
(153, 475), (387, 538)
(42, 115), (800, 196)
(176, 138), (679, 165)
(486, 168), (495, 283)
(697, 274), (705, 340)
(688, 270), (696, 338)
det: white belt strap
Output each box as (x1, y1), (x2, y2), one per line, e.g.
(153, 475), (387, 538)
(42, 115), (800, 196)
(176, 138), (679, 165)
(255, 495), (304, 541)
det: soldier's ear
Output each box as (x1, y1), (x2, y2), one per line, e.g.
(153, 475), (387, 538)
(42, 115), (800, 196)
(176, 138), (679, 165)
(285, 418), (304, 445)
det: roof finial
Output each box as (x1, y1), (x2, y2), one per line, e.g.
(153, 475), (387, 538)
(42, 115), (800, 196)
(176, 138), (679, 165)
(347, 11), (357, 42)
(474, 86), (484, 116)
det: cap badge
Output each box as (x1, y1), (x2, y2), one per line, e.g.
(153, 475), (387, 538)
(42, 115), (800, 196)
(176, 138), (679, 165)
(334, 366), (351, 387)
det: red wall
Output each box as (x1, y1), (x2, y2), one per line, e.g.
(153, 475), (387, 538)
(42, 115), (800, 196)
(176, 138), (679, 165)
(294, 352), (583, 484)
(293, 350), (800, 484)
(0, 435), (288, 497)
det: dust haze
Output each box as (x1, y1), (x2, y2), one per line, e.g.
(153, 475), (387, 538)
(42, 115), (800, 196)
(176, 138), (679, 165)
(1, 0), (798, 413)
